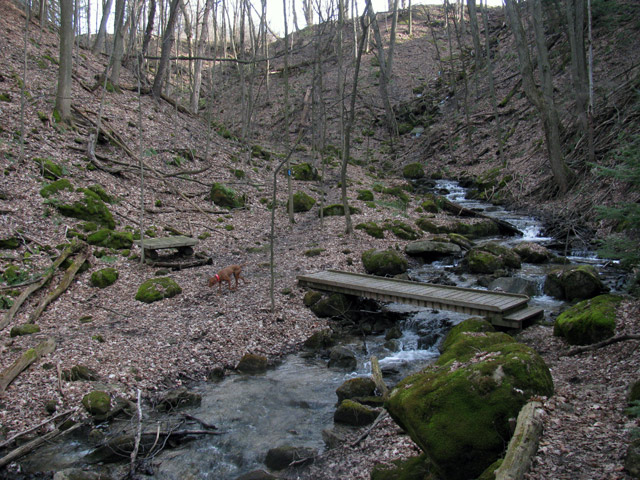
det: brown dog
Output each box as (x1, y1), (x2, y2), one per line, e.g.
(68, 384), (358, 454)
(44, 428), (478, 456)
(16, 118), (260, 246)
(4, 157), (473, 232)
(208, 264), (248, 293)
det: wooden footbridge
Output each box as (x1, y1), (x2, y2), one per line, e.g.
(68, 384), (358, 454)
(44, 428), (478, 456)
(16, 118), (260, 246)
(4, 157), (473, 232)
(297, 270), (544, 329)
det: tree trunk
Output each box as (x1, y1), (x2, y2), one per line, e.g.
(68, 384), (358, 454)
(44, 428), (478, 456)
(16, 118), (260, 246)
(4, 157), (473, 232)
(303, 0), (313, 26)
(92, 0), (113, 54)
(504, 0), (570, 195)
(481, 0), (503, 165)
(141, 0), (156, 58)
(109, 0), (126, 86)
(467, 0), (482, 92)
(55, 0), (74, 123)
(190, 0), (212, 114)
(152, 0), (180, 98)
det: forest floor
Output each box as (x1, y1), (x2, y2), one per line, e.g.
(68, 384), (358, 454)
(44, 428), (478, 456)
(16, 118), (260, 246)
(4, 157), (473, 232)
(0, 0), (639, 478)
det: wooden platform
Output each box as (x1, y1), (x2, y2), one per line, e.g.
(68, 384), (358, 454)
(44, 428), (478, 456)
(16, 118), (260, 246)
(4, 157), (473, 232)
(134, 236), (198, 258)
(297, 270), (544, 329)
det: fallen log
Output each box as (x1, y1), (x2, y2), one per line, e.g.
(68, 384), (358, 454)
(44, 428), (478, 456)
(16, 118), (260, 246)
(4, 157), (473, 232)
(0, 337), (56, 393)
(27, 243), (91, 324)
(0, 422), (82, 468)
(566, 333), (640, 356)
(494, 400), (544, 480)
(1, 240), (82, 331)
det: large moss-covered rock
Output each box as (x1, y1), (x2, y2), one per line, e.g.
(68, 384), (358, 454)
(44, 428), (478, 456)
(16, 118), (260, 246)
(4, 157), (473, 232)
(416, 217), (500, 238)
(439, 317), (495, 353)
(291, 162), (319, 181)
(135, 277), (182, 303)
(289, 191), (316, 212)
(336, 377), (377, 403)
(384, 220), (421, 240)
(34, 157), (65, 180)
(90, 268), (118, 288)
(402, 163), (425, 179)
(512, 242), (555, 264)
(40, 178), (74, 198)
(356, 221), (385, 239)
(465, 242), (521, 274)
(82, 391), (111, 416)
(554, 294), (622, 345)
(334, 399), (380, 426)
(209, 183), (245, 209)
(386, 327), (553, 480)
(543, 265), (608, 301)
(56, 189), (115, 229)
(362, 248), (408, 276)
(328, 346), (357, 370)
(319, 204), (361, 217)
(303, 329), (335, 351)
(0, 236), (21, 249)
(87, 229), (133, 250)
(237, 353), (268, 373)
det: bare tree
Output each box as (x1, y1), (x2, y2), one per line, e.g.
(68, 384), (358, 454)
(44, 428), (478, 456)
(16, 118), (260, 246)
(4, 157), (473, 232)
(190, 0), (213, 113)
(92, 0), (113, 54)
(152, 0), (181, 98)
(504, 0), (571, 194)
(108, 0), (126, 87)
(55, 0), (74, 123)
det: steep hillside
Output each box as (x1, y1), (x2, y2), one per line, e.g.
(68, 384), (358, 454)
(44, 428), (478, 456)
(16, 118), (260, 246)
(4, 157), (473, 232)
(0, 0), (639, 478)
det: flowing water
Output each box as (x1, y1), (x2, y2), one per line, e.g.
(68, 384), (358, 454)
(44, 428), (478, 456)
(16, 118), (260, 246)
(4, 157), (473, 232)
(17, 181), (625, 479)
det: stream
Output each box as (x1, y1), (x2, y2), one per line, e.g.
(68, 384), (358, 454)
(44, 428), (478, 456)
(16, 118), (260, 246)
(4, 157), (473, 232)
(17, 180), (624, 479)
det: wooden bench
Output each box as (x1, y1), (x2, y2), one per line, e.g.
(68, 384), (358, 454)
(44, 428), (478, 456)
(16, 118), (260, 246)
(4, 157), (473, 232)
(134, 236), (198, 259)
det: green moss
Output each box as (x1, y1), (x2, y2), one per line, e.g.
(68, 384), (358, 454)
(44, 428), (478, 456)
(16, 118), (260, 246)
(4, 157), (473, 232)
(384, 220), (421, 240)
(319, 204), (361, 217)
(82, 391), (111, 416)
(437, 331), (515, 365)
(303, 291), (323, 307)
(87, 229), (133, 249)
(135, 277), (182, 303)
(251, 144), (272, 160)
(554, 294), (622, 345)
(33, 157), (64, 180)
(90, 267), (119, 288)
(402, 163), (425, 179)
(56, 190), (115, 229)
(40, 178), (73, 198)
(209, 183), (245, 209)
(371, 454), (434, 480)
(334, 399), (379, 426)
(304, 247), (325, 257)
(0, 237), (21, 249)
(439, 318), (495, 353)
(362, 248), (408, 276)
(291, 162), (319, 181)
(289, 191), (316, 212)
(310, 293), (352, 318)
(336, 377), (377, 402)
(0, 93), (11, 102)
(10, 323), (41, 337)
(356, 221), (385, 239)
(357, 189), (374, 201)
(86, 184), (114, 204)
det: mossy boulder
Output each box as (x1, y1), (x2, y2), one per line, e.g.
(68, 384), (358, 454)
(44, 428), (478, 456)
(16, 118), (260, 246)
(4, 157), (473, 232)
(543, 265), (608, 301)
(554, 294), (622, 345)
(303, 290), (323, 307)
(336, 377), (377, 403)
(289, 191), (316, 213)
(384, 220), (421, 240)
(512, 242), (555, 264)
(40, 178), (74, 198)
(34, 157), (65, 180)
(85, 184), (114, 204)
(356, 221), (385, 239)
(334, 399), (380, 426)
(87, 229), (133, 249)
(82, 391), (111, 416)
(328, 346), (357, 370)
(56, 190), (115, 229)
(357, 189), (374, 201)
(303, 329), (335, 351)
(209, 183), (245, 209)
(310, 293), (352, 318)
(405, 240), (461, 261)
(90, 268), (118, 288)
(10, 323), (41, 337)
(319, 204), (361, 217)
(386, 331), (553, 480)
(135, 277), (182, 303)
(439, 317), (495, 353)
(402, 163), (425, 179)
(264, 445), (318, 470)
(236, 353), (268, 373)
(362, 248), (408, 276)
(291, 162), (319, 181)
(0, 236), (21, 249)
(465, 243), (521, 274)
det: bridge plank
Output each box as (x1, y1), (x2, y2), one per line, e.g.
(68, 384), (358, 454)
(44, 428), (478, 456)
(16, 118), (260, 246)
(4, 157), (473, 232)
(298, 270), (538, 329)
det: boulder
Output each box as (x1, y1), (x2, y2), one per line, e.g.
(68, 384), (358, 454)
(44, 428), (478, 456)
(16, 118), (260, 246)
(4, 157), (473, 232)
(554, 294), (622, 345)
(90, 268), (119, 288)
(209, 182), (245, 209)
(156, 387), (202, 411)
(40, 178), (74, 198)
(56, 189), (115, 229)
(362, 248), (408, 276)
(135, 277), (182, 303)
(465, 242), (521, 274)
(402, 162), (425, 179)
(334, 399), (380, 426)
(289, 191), (316, 213)
(336, 377), (377, 403)
(303, 329), (335, 351)
(264, 445), (317, 470)
(383, 220), (421, 240)
(310, 293), (352, 318)
(236, 353), (268, 373)
(405, 240), (461, 261)
(319, 204), (361, 217)
(291, 162), (319, 181)
(82, 391), (111, 416)
(488, 276), (539, 296)
(544, 265), (608, 301)
(356, 222), (385, 239)
(357, 189), (374, 201)
(328, 346), (357, 370)
(87, 230), (133, 250)
(10, 323), (41, 337)
(386, 321), (553, 480)
(512, 242), (555, 263)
